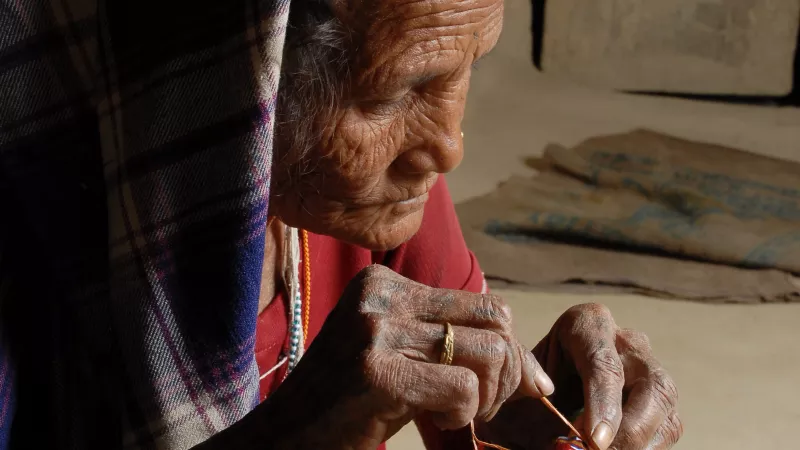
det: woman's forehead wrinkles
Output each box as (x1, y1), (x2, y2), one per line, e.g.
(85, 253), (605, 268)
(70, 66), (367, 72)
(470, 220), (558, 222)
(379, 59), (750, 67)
(365, 0), (502, 53)
(360, 7), (501, 86)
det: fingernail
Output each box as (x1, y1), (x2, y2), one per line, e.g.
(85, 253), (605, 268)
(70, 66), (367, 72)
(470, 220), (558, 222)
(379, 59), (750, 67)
(590, 422), (613, 450)
(533, 369), (555, 396)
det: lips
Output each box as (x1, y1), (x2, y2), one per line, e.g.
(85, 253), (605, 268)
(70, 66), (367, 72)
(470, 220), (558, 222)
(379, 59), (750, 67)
(396, 191), (429, 205)
(334, 174), (438, 209)
(387, 173), (438, 205)
(387, 191), (430, 216)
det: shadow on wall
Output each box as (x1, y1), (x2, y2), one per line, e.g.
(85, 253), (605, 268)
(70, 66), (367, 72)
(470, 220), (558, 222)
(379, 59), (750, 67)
(530, 0), (800, 106)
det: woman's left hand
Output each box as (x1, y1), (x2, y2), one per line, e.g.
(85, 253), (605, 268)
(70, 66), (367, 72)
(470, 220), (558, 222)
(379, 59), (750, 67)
(480, 303), (683, 450)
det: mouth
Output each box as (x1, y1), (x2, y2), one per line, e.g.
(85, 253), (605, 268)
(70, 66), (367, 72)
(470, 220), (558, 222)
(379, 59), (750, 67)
(386, 191), (430, 218)
(396, 193), (429, 205)
(337, 174), (438, 211)
(391, 173), (438, 205)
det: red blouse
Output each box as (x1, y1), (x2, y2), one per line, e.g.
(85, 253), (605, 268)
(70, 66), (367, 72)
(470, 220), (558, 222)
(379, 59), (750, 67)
(255, 178), (484, 449)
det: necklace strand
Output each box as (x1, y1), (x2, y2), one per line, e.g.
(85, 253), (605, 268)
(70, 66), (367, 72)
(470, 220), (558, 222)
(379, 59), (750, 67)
(286, 226), (311, 374)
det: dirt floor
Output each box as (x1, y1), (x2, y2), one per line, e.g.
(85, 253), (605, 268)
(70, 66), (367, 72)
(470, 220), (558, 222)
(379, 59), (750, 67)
(388, 0), (800, 448)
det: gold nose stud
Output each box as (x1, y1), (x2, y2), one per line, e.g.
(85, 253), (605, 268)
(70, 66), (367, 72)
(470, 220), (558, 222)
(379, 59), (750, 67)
(461, 131), (464, 138)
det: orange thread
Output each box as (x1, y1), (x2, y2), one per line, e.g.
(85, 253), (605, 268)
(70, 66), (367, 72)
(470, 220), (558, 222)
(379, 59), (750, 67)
(301, 229), (312, 345)
(469, 399), (590, 450)
(540, 397), (588, 445)
(470, 421), (508, 450)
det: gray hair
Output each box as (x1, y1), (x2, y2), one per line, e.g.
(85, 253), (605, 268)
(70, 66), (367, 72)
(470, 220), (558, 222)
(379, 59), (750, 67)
(274, 0), (352, 189)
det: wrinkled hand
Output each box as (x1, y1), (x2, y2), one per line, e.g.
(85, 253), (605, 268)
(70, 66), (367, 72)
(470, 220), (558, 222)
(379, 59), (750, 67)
(229, 265), (553, 450)
(483, 304), (682, 450)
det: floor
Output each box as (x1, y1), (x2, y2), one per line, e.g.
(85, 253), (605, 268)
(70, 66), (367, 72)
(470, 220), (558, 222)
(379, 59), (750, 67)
(388, 0), (800, 448)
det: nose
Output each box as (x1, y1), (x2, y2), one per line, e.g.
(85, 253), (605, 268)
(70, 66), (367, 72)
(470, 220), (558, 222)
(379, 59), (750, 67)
(392, 125), (464, 175)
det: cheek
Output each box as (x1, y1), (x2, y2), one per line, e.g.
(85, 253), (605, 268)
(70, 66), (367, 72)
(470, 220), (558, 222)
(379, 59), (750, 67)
(320, 106), (405, 194)
(409, 77), (470, 137)
(321, 74), (470, 190)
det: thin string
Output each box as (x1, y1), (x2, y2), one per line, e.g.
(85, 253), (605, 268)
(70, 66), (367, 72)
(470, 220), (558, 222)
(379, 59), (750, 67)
(540, 397), (587, 443)
(260, 356), (288, 380)
(470, 398), (591, 449)
(470, 421), (509, 450)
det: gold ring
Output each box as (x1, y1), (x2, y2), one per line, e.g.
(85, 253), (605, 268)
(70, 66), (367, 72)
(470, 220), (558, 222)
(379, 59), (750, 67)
(440, 322), (454, 365)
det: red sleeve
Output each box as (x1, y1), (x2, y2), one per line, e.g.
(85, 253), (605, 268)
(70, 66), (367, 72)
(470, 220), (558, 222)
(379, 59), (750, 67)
(378, 177), (484, 450)
(380, 177), (486, 294)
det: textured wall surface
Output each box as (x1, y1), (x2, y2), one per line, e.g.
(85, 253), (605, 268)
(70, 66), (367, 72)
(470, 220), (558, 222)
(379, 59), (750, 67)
(540, 0), (800, 95)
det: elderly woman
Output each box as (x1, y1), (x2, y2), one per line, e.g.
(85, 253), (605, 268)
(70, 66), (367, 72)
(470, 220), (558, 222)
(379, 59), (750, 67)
(199, 1), (683, 449)
(0, 0), (680, 449)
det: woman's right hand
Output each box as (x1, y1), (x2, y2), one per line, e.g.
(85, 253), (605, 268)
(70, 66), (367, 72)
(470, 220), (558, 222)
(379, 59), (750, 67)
(206, 264), (554, 449)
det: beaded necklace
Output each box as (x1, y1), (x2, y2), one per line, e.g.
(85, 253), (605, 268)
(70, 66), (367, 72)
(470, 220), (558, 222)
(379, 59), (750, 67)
(285, 226), (312, 373)
(260, 219), (312, 380)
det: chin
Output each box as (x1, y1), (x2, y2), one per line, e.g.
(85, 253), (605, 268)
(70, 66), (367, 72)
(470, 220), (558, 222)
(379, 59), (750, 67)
(273, 195), (428, 251)
(334, 208), (425, 251)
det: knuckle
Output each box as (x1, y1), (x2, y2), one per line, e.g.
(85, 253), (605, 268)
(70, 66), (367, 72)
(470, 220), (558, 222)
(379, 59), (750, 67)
(496, 300), (513, 324)
(648, 370), (679, 413)
(482, 333), (508, 364)
(362, 314), (385, 340)
(588, 347), (625, 382)
(445, 371), (479, 426)
(668, 413), (685, 444)
(359, 264), (391, 281)
(351, 269), (393, 313)
(358, 292), (389, 315)
(569, 302), (612, 318)
(454, 369), (480, 398)
(445, 409), (474, 430)
(619, 328), (650, 348)
(562, 303), (614, 331)
(478, 294), (512, 325)
(615, 422), (650, 450)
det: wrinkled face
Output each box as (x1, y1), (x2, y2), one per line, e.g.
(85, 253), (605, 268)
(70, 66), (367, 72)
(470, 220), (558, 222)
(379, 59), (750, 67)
(271, 0), (503, 250)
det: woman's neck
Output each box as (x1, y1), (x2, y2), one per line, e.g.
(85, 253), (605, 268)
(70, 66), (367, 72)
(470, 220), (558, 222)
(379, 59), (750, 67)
(258, 218), (286, 314)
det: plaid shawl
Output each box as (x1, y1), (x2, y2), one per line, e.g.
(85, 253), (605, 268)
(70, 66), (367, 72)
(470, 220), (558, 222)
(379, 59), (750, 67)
(0, 0), (288, 448)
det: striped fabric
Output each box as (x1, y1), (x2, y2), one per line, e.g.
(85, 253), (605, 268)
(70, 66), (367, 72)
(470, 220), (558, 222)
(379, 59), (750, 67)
(0, 0), (289, 448)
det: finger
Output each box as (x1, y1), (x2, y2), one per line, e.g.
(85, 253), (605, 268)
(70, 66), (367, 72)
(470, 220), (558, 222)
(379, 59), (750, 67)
(387, 320), (544, 421)
(415, 291), (556, 400)
(390, 321), (507, 419)
(368, 351), (480, 430)
(613, 330), (679, 450)
(413, 289), (515, 332)
(559, 304), (624, 450)
(356, 267), (514, 332)
(645, 412), (683, 450)
(611, 376), (676, 450)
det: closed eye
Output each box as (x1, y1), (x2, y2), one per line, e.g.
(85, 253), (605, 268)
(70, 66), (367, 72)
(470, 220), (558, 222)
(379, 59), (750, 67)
(409, 73), (438, 89)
